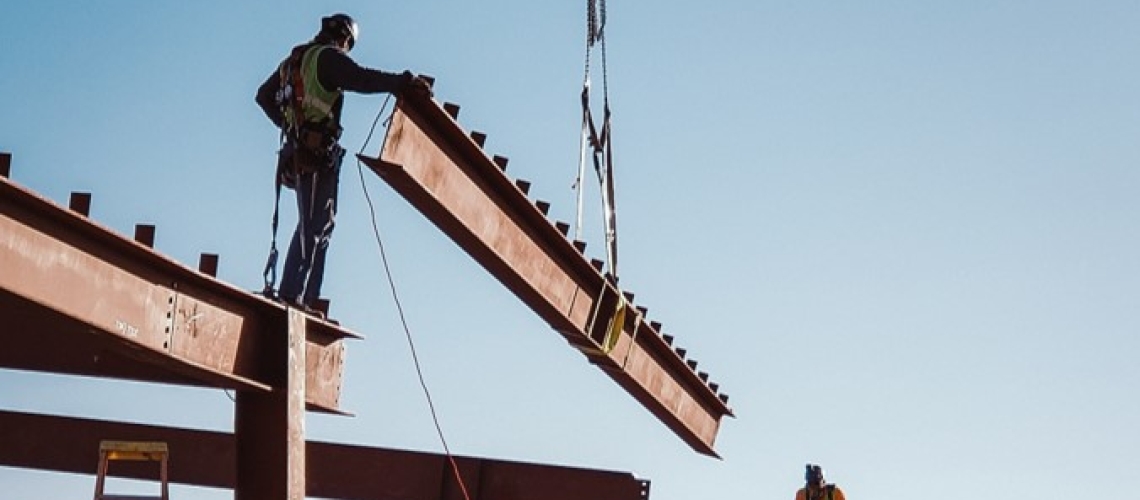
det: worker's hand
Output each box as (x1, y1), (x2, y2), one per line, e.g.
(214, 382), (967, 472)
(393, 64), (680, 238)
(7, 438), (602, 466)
(410, 76), (434, 99)
(402, 71), (434, 99)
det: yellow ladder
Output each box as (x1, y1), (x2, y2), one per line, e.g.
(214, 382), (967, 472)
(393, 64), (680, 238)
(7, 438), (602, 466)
(92, 440), (170, 500)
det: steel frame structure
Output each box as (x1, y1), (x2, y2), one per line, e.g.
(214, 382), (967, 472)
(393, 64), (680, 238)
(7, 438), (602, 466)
(0, 410), (649, 500)
(0, 151), (650, 499)
(0, 167), (350, 411)
(359, 90), (734, 457)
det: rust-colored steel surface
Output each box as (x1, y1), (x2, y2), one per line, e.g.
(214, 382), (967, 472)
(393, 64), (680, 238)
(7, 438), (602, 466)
(359, 91), (733, 457)
(0, 173), (352, 412)
(0, 410), (650, 500)
(0, 153), (653, 498)
(234, 308), (309, 500)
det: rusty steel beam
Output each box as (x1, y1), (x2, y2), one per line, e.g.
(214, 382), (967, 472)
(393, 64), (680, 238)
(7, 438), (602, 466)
(359, 91), (733, 457)
(0, 410), (650, 500)
(0, 172), (352, 413)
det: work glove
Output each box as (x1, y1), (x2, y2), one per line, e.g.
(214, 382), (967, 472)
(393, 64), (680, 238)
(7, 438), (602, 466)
(401, 70), (434, 99)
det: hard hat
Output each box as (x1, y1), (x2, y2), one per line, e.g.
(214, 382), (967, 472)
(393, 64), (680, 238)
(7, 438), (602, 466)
(805, 464), (825, 483)
(321, 13), (359, 50)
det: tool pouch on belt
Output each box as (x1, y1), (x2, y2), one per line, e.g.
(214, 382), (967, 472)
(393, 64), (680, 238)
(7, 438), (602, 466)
(278, 122), (342, 189)
(293, 122), (341, 173)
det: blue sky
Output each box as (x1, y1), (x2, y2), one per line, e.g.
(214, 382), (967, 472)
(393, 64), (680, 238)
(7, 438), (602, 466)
(2, 1), (1139, 499)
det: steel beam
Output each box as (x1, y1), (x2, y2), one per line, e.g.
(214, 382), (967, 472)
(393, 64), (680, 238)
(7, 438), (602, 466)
(0, 173), (352, 413)
(359, 92), (733, 457)
(0, 410), (650, 500)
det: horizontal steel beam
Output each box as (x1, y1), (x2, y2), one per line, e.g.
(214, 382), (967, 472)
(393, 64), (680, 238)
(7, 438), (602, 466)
(0, 410), (649, 500)
(359, 92), (732, 456)
(0, 174), (352, 412)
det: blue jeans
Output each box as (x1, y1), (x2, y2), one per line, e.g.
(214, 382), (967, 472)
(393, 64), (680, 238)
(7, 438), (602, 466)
(278, 151), (342, 306)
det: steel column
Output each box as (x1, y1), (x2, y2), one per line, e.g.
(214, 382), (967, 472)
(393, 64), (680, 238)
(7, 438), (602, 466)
(233, 308), (307, 499)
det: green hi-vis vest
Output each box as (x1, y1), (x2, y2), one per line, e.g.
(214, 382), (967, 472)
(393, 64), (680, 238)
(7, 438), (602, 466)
(284, 44), (341, 129)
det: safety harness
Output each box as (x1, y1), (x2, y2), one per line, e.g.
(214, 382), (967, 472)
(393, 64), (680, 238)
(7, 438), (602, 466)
(261, 43), (344, 295)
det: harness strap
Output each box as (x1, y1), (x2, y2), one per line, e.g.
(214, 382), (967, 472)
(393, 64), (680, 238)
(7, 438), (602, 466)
(287, 45), (309, 135)
(262, 43), (315, 296)
(261, 171), (283, 295)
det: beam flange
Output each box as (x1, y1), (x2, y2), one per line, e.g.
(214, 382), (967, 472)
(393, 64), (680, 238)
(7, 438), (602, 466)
(0, 174), (351, 413)
(360, 92), (732, 456)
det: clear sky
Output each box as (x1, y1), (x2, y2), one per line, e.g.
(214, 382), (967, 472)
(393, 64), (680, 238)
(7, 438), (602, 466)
(2, 1), (1139, 499)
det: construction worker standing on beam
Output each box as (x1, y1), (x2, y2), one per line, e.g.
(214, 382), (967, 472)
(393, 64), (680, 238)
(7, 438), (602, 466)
(796, 464), (847, 500)
(255, 13), (430, 317)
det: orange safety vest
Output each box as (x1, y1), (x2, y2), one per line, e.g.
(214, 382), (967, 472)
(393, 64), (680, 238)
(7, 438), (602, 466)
(795, 484), (844, 500)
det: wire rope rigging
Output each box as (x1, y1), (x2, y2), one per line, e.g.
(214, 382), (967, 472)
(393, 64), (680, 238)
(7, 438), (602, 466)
(574, 0), (620, 282)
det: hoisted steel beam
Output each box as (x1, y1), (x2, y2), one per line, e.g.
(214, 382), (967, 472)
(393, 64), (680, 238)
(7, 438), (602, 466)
(359, 91), (733, 457)
(0, 410), (650, 500)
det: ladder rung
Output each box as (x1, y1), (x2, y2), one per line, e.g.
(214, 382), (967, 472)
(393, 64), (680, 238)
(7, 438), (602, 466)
(100, 440), (168, 461)
(105, 450), (167, 461)
(94, 441), (169, 500)
(100, 440), (168, 454)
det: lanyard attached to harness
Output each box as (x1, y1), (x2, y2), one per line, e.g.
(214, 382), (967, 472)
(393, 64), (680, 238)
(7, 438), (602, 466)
(261, 170), (284, 295)
(261, 44), (312, 295)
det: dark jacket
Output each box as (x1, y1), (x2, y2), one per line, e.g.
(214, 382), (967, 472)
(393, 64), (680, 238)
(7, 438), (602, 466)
(256, 43), (410, 131)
